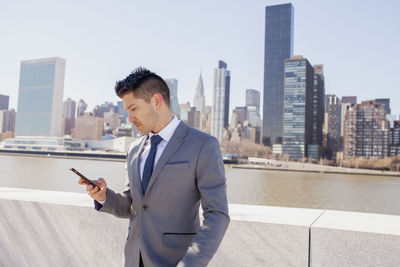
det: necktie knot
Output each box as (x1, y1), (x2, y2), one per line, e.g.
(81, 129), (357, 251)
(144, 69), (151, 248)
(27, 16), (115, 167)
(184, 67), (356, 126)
(150, 135), (163, 146)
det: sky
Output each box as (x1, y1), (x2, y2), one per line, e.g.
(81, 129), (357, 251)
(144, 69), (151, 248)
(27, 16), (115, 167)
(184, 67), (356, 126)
(1, 0), (400, 116)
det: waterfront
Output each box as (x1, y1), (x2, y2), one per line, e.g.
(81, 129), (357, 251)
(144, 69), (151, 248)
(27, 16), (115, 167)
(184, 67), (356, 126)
(1, 154), (400, 215)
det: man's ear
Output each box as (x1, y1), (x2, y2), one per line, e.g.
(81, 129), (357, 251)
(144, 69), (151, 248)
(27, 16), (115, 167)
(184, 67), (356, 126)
(152, 93), (163, 109)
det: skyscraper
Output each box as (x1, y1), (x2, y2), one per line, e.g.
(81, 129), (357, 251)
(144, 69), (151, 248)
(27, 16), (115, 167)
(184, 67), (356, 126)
(193, 73), (205, 115)
(15, 57), (65, 136)
(282, 56), (314, 160)
(62, 98), (76, 136)
(263, 3), (294, 146)
(0, 109), (16, 133)
(340, 96), (357, 138)
(63, 98), (76, 119)
(309, 65), (325, 159)
(77, 99), (88, 117)
(165, 79), (180, 118)
(0, 94), (9, 110)
(245, 89), (261, 143)
(211, 60), (230, 143)
(245, 89), (260, 108)
(325, 94), (341, 159)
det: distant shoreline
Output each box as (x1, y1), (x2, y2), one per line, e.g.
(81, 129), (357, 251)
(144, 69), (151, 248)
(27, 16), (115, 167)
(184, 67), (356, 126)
(229, 164), (400, 177)
(0, 149), (125, 162)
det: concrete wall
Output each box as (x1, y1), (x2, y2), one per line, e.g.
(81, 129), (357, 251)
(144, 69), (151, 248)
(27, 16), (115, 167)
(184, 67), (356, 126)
(1, 187), (400, 266)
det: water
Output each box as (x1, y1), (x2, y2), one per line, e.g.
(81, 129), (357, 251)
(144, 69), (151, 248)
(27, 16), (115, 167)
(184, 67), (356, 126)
(1, 154), (400, 215)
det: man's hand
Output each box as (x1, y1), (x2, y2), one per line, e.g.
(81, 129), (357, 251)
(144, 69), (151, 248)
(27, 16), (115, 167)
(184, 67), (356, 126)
(78, 177), (107, 202)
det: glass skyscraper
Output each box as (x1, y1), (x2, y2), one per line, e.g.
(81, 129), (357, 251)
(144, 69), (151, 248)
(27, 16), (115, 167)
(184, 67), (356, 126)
(0, 94), (9, 110)
(15, 57), (65, 137)
(211, 60), (230, 143)
(282, 56), (314, 160)
(263, 3), (294, 146)
(165, 79), (180, 118)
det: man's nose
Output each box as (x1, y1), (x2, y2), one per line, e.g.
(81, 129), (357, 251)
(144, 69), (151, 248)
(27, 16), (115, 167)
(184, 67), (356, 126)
(129, 115), (136, 123)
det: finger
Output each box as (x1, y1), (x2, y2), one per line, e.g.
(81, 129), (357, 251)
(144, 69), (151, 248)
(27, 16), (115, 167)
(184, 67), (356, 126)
(90, 186), (99, 194)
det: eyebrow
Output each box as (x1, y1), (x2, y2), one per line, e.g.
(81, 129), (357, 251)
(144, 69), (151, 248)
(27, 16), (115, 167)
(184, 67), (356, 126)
(125, 103), (136, 110)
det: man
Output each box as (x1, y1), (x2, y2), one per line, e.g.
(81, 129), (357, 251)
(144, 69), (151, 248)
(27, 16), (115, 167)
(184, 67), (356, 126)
(78, 67), (229, 267)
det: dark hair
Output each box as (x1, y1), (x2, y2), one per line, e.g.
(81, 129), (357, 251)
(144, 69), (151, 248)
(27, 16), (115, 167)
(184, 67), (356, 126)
(114, 67), (170, 107)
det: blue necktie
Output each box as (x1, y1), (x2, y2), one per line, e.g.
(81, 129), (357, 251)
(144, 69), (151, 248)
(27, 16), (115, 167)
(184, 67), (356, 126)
(142, 135), (163, 194)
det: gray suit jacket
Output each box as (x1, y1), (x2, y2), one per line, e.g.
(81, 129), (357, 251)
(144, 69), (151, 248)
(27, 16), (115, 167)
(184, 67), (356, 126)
(97, 121), (230, 267)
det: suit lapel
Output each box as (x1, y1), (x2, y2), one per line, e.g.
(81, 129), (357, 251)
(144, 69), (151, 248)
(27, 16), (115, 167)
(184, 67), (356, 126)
(130, 134), (148, 198)
(144, 122), (188, 196)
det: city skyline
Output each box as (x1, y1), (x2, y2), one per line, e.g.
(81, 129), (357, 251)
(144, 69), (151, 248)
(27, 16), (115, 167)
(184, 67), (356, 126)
(0, 0), (399, 117)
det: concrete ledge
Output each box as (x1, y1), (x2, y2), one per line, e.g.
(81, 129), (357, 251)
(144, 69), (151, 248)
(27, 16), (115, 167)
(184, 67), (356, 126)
(1, 187), (400, 266)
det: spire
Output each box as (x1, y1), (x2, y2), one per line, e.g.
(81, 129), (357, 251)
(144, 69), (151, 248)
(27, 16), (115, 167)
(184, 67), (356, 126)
(195, 72), (204, 96)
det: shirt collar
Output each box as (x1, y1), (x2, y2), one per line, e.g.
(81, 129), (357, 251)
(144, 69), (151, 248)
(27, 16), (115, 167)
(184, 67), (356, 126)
(149, 115), (181, 143)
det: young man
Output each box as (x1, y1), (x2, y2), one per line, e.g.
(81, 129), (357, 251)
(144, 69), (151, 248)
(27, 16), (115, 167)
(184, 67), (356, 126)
(78, 67), (229, 267)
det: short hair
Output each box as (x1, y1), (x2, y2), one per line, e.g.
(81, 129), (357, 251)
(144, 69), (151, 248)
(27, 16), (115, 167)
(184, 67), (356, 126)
(114, 67), (170, 107)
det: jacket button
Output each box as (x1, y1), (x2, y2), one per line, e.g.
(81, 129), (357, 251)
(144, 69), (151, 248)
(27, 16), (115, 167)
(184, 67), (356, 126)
(142, 204), (148, 210)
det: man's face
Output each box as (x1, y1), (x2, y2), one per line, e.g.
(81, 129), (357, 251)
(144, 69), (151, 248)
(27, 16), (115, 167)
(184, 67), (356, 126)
(122, 92), (159, 134)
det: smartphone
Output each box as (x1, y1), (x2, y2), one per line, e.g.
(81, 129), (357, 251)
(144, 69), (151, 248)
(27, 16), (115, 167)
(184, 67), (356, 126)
(70, 168), (101, 190)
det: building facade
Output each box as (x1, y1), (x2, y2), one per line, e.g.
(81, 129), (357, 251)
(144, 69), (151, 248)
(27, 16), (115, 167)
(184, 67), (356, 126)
(73, 113), (104, 140)
(344, 100), (389, 159)
(15, 57), (65, 137)
(282, 56), (314, 160)
(262, 3), (294, 146)
(211, 60), (230, 143)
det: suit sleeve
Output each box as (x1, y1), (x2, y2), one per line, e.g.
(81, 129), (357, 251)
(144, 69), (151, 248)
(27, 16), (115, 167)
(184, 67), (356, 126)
(94, 161), (132, 219)
(178, 136), (230, 266)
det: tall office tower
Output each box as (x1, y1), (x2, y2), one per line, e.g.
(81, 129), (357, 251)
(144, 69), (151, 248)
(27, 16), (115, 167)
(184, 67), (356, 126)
(340, 96), (357, 138)
(165, 79), (180, 118)
(0, 94), (10, 110)
(263, 3), (294, 146)
(211, 60), (230, 143)
(77, 99), (88, 117)
(193, 73), (205, 115)
(245, 89), (261, 143)
(344, 100), (389, 159)
(234, 106), (247, 126)
(375, 98), (391, 115)
(62, 98), (76, 135)
(117, 101), (128, 123)
(325, 95), (341, 159)
(200, 106), (212, 134)
(389, 120), (400, 156)
(15, 57), (65, 137)
(282, 56), (314, 160)
(73, 112), (104, 140)
(308, 64), (325, 159)
(246, 89), (260, 109)
(63, 98), (76, 119)
(0, 109), (16, 133)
